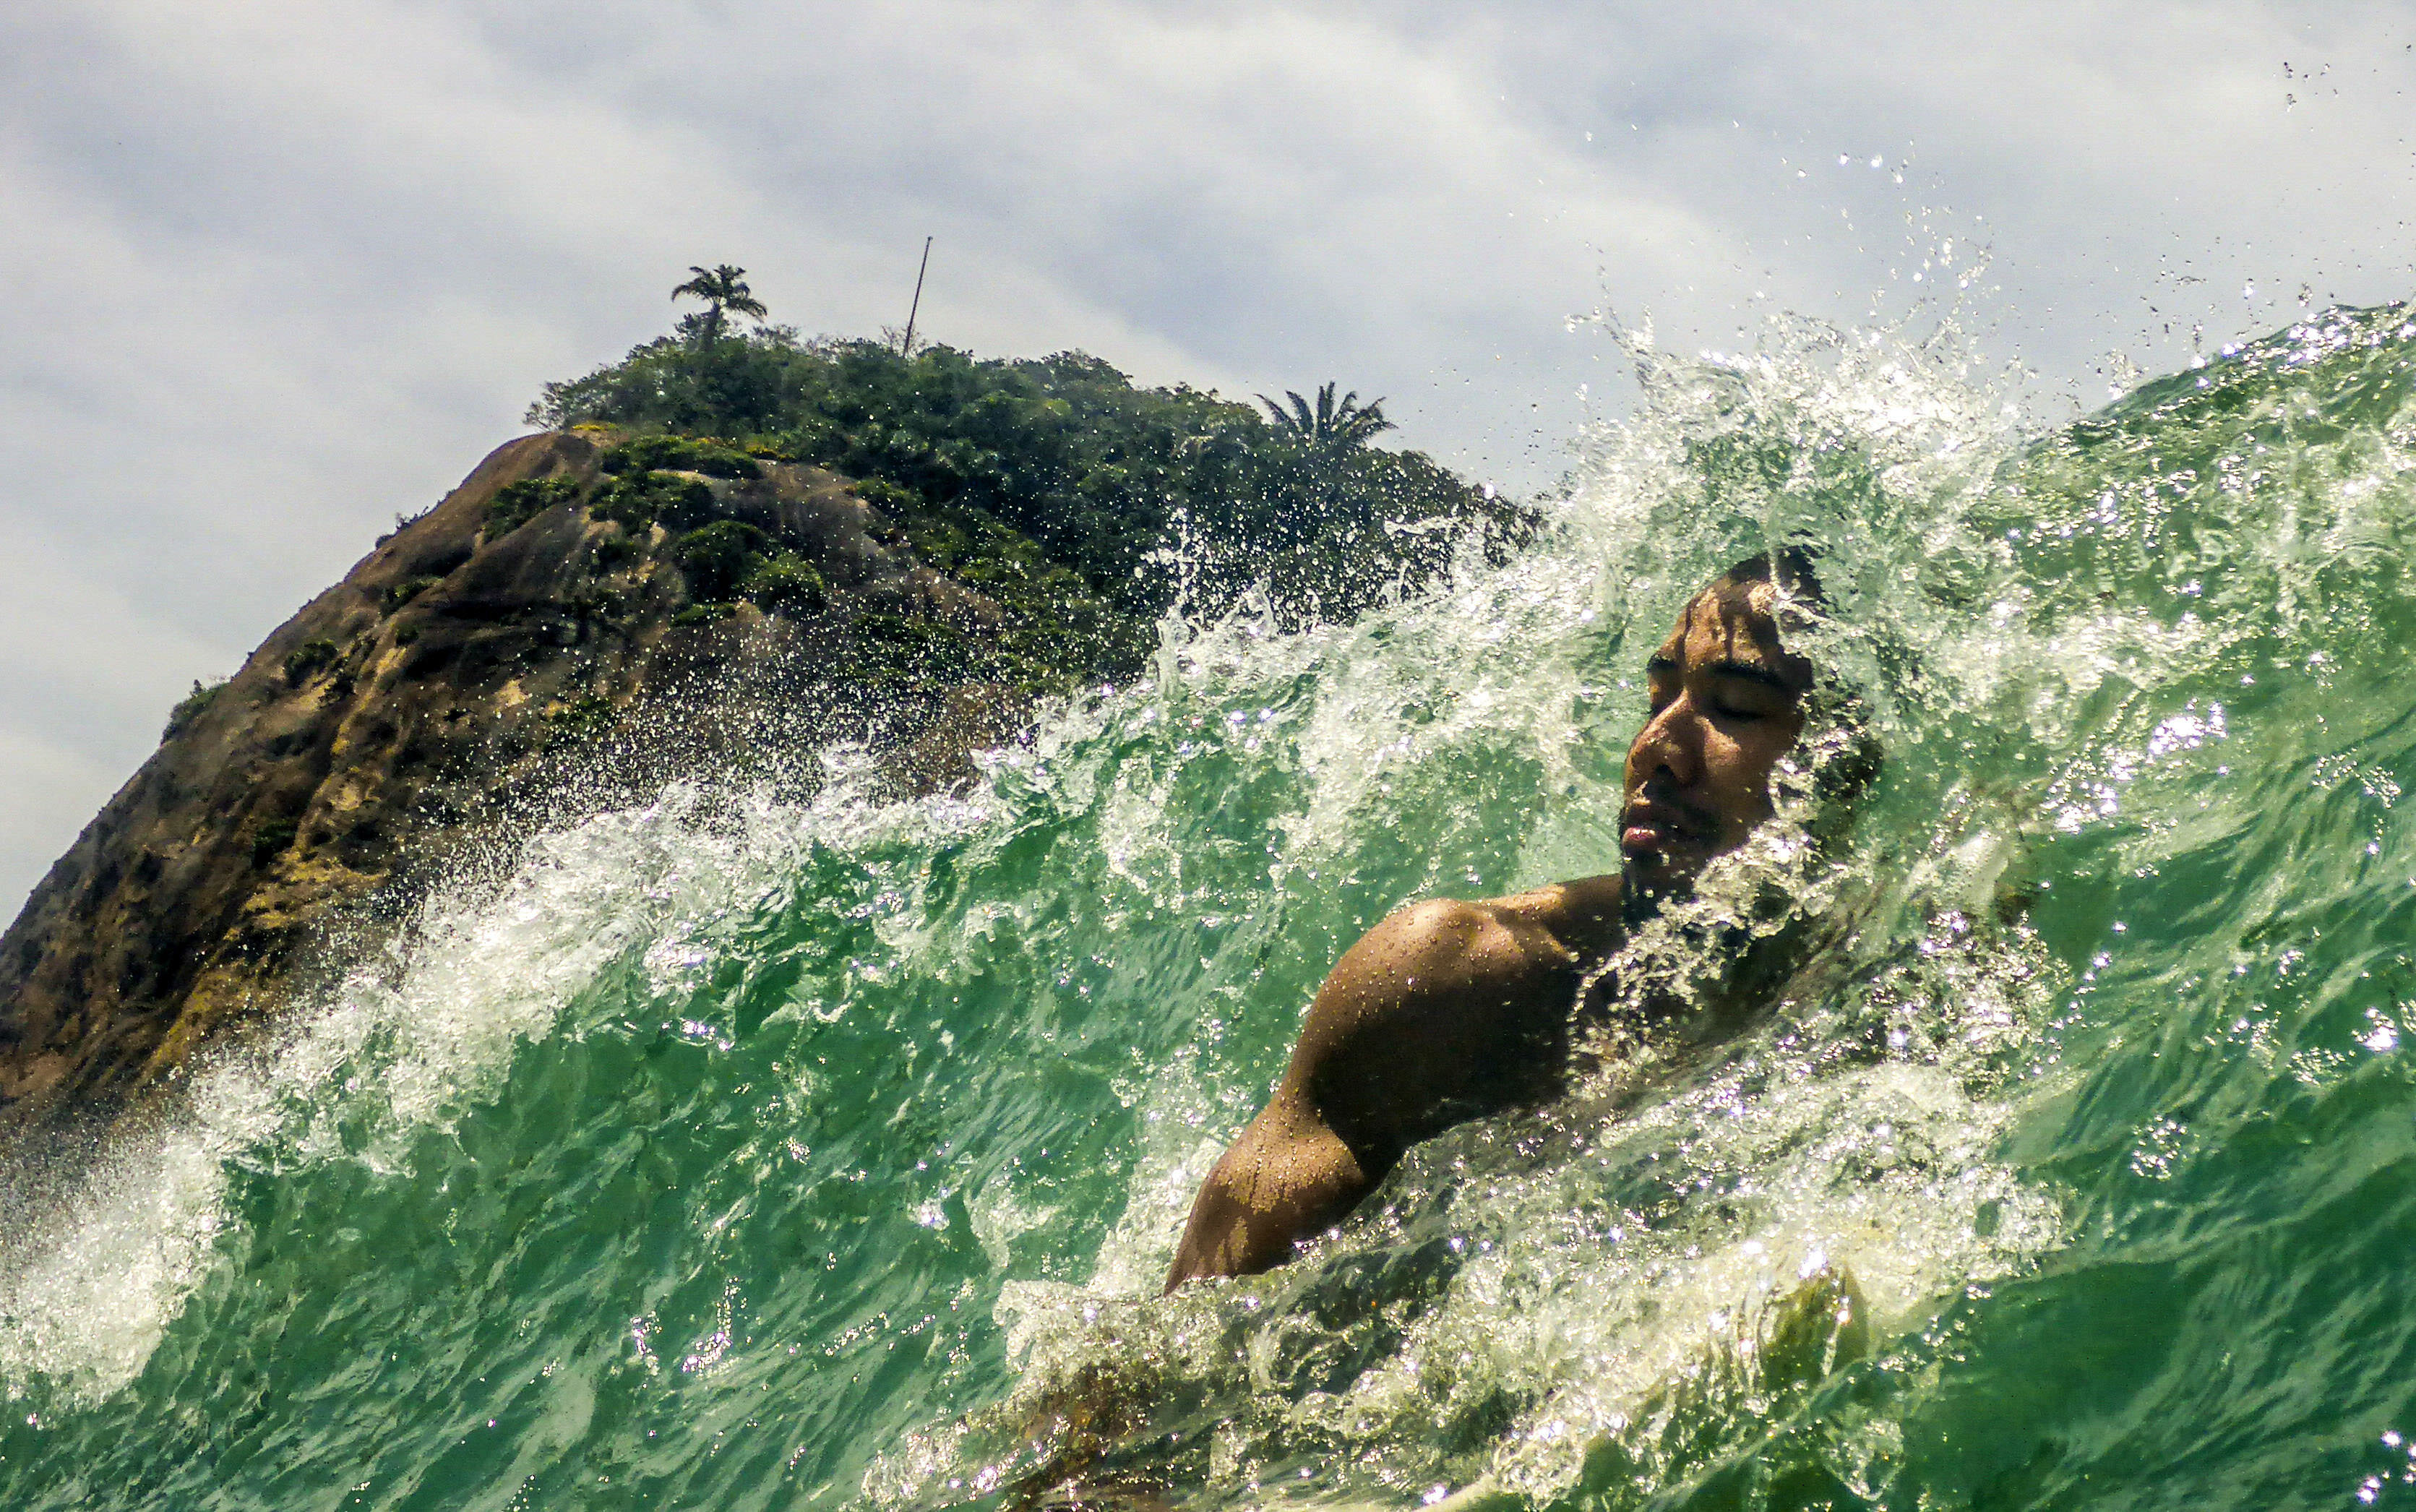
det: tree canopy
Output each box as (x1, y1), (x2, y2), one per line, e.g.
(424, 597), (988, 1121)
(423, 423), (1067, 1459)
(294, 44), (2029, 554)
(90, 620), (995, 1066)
(528, 321), (1527, 624)
(1257, 382), (1395, 453)
(671, 265), (768, 344)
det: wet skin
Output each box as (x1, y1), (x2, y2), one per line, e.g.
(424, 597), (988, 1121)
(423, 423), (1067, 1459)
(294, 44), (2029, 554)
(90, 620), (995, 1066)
(1165, 573), (1815, 1288)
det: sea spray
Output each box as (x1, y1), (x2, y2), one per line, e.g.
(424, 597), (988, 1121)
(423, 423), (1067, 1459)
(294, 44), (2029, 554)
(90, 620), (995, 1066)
(882, 304), (2079, 1511)
(5, 306), (2416, 1510)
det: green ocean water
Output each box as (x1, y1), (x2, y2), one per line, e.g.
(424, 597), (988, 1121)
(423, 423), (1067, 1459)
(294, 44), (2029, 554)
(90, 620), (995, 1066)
(9, 306), (2416, 1511)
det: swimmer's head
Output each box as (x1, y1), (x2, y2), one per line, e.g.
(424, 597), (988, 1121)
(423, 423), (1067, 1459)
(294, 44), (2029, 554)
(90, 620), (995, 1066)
(1620, 549), (1873, 901)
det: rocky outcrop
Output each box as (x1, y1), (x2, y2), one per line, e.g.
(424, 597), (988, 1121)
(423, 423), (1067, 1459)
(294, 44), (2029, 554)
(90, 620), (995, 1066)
(0, 430), (1059, 1131)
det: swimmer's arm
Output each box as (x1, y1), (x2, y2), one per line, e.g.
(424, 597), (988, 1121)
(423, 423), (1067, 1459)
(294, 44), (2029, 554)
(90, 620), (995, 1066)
(1158, 1089), (1373, 1287)
(1164, 898), (1560, 1289)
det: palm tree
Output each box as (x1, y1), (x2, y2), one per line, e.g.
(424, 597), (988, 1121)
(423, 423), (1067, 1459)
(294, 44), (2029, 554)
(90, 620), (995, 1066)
(1255, 382), (1395, 453)
(671, 264), (769, 344)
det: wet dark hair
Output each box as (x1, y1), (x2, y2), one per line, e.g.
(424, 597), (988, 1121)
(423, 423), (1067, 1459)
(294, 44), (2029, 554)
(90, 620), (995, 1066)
(1716, 546), (1880, 809)
(1716, 546), (1826, 608)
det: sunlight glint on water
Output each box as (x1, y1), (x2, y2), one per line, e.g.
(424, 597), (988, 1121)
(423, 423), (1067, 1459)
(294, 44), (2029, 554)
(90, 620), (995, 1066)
(7, 306), (2416, 1511)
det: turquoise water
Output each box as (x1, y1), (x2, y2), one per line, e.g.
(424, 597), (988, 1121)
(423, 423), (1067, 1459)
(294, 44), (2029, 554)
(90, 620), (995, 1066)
(9, 306), (2416, 1510)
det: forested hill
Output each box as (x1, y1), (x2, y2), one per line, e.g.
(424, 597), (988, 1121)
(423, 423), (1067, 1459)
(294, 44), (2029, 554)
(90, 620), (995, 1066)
(0, 308), (1528, 1133)
(528, 322), (1531, 627)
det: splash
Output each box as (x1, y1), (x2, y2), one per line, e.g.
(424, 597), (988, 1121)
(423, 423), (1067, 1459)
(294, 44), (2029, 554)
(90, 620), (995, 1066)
(8, 304), (2416, 1512)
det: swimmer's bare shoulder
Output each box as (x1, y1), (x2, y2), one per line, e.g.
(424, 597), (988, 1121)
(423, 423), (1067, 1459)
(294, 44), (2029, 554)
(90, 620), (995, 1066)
(1164, 875), (1625, 1289)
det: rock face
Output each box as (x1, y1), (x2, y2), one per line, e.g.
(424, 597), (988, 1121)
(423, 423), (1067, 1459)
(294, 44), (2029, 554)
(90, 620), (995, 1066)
(0, 430), (1046, 1131)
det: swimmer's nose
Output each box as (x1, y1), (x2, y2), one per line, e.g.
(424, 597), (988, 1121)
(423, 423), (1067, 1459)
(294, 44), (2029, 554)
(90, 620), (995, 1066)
(1627, 693), (1705, 791)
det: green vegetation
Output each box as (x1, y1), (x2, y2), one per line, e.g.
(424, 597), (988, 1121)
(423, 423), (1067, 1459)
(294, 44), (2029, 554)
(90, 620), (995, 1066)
(671, 520), (772, 600)
(528, 325), (1527, 625)
(541, 693), (617, 749)
(250, 817), (298, 866)
(382, 575), (442, 612)
(520, 278), (1531, 698)
(1257, 382), (1395, 452)
(670, 264), (768, 346)
(741, 551), (827, 615)
(589, 471), (713, 534)
(898, 502), (1138, 680)
(163, 678), (228, 742)
(851, 611), (968, 682)
(284, 640), (340, 686)
(483, 476), (581, 541)
(600, 434), (761, 479)
(564, 588), (622, 635)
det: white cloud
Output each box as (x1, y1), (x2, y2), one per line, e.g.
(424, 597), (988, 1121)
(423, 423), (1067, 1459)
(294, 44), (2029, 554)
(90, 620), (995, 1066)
(3, 0), (2413, 909)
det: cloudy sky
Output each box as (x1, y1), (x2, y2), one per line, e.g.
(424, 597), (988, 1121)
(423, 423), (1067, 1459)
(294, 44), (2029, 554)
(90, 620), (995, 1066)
(4, 0), (2413, 912)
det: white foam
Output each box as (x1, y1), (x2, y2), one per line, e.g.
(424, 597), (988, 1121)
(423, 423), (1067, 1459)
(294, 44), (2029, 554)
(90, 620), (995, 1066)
(0, 750), (988, 1402)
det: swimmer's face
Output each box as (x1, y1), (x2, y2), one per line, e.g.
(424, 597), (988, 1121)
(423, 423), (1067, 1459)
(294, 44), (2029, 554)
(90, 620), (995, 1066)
(1620, 575), (1814, 897)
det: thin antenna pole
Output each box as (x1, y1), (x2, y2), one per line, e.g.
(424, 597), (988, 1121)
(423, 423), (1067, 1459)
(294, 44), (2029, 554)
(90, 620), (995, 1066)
(900, 236), (933, 356)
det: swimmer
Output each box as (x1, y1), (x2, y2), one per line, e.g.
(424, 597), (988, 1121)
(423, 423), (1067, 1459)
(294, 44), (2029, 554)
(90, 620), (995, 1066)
(1166, 550), (1857, 1288)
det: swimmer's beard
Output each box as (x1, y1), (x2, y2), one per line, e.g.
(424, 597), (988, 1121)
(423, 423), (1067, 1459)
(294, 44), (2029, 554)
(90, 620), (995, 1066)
(1618, 866), (1669, 929)
(1619, 867), (1758, 964)
(1619, 860), (1713, 932)
(1605, 840), (1818, 1026)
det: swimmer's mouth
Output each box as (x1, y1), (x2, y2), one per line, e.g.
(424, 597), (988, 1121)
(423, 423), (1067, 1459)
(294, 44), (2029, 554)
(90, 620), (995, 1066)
(1620, 794), (1716, 856)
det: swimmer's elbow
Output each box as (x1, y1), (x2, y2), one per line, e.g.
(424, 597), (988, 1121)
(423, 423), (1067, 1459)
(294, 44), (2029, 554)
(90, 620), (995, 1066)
(1165, 1108), (1372, 1287)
